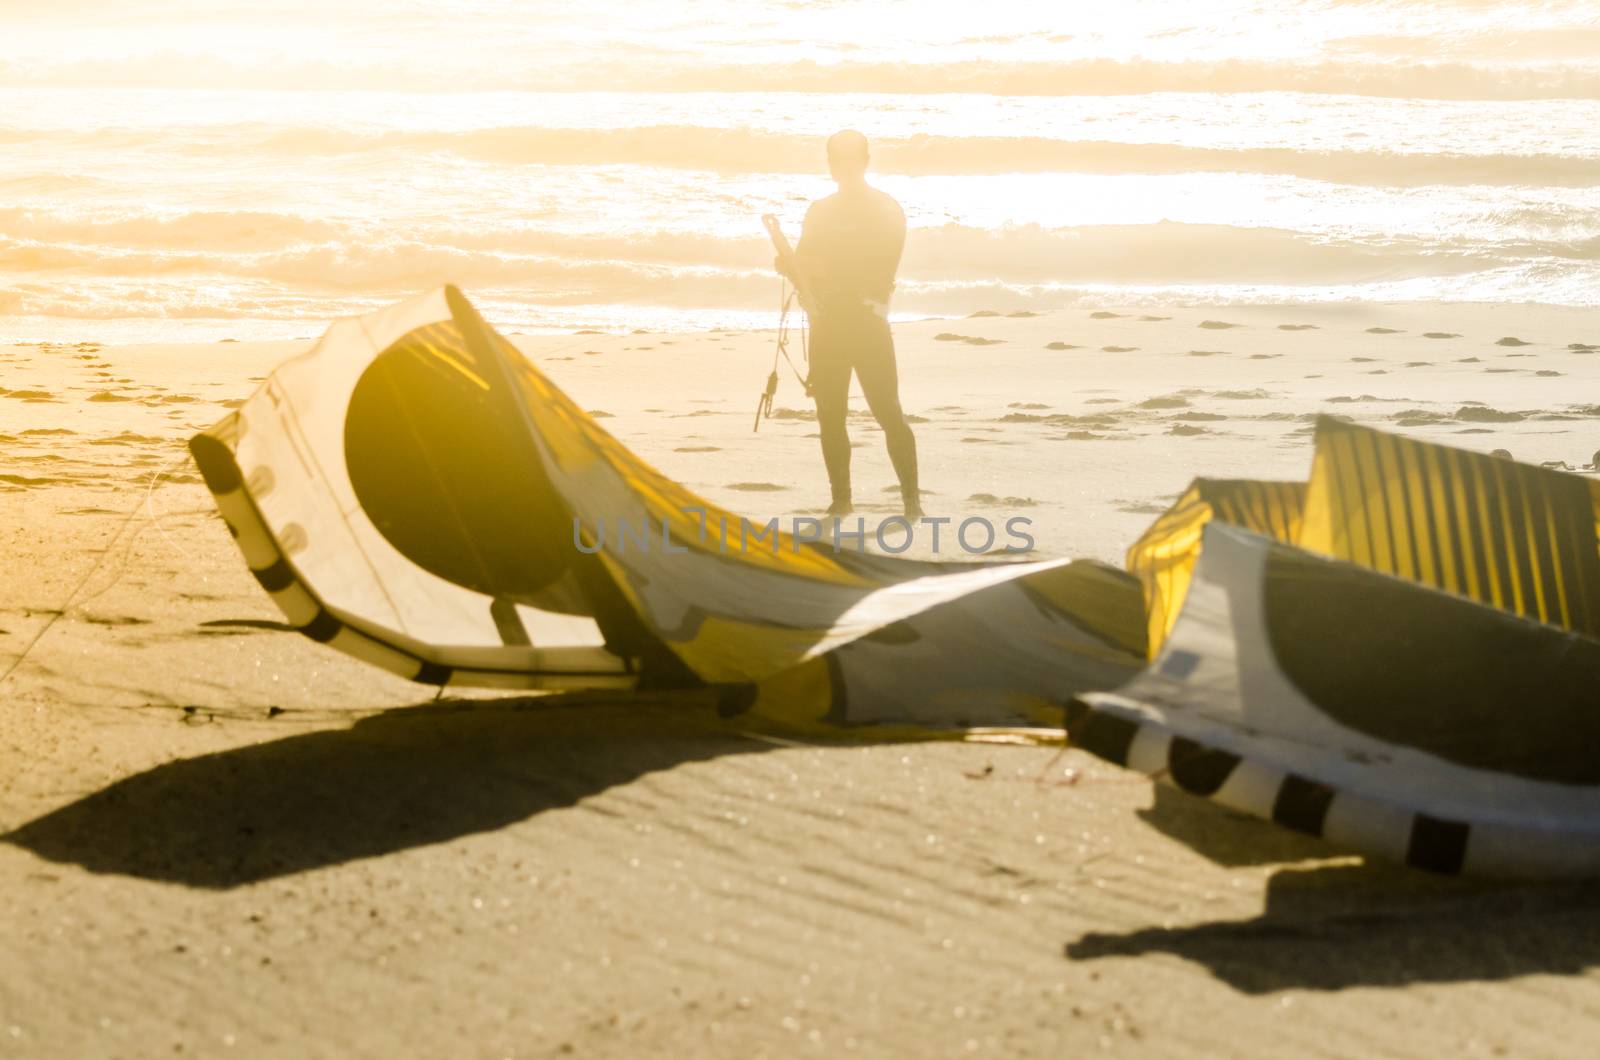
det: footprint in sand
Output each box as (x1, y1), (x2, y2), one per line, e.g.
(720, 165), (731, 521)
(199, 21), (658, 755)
(1009, 402), (1049, 410)
(1102, 345), (1137, 353)
(1278, 324), (1319, 331)
(1088, 311), (1124, 319)
(1137, 396), (1188, 409)
(725, 482), (787, 491)
(1350, 356), (1378, 363)
(1366, 327), (1403, 334)
(1423, 332), (1460, 339)
(1392, 410), (1451, 427)
(1168, 424), (1209, 436)
(1005, 310), (1038, 318)
(1187, 350), (1227, 357)
(1249, 353), (1281, 360)
(1537, 370), (1562, 377)
(81, 614), (150, 627)
(968, 309), (1002, 318)
(935, 333), (1003, 345)
(969, 493), (1038, 507)
(89, 432), (164, 446)
(674, 446), (721, 453)
(1568, 343), (1597, 352)
(1198, 320), (1239, 330)
(1404, 361), (1433, 368)
(88, 391), (132, 402)
(588, 410), (614, 418)
(1138, 315), (1170, 322)
(3, 389), (55, 401)
(1457, 406), (1524, 423)
(1044, 341), (1080, 350)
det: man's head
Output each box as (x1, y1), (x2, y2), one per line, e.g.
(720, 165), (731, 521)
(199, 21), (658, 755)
(827, 129), (870, 184)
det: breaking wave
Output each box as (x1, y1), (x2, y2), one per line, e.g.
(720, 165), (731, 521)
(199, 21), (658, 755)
(3, 217), (1593, 318)
(217, 127), (1600, 186)
(624, 58), (1600, 102)
(12, 56), (1600, 101)
(10, 123), (1599, 185)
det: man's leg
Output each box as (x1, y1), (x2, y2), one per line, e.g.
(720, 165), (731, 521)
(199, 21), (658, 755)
(854, 320), (921, 517)
(808, 340), (854, 514)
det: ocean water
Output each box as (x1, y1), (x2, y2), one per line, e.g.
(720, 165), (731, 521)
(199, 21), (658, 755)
(2, 1), (1599, 341)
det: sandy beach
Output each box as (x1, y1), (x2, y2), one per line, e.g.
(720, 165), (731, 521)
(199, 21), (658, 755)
(4, 302), (1600, 1056)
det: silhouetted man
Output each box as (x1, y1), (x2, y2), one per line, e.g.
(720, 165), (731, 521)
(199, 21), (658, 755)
(778, 130), (920, 519)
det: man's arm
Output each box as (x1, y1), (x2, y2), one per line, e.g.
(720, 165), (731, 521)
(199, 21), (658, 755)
(788, 202), (823, 288)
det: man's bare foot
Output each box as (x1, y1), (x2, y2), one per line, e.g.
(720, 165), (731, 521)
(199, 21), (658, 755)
(902, 488), (924, 521)
(826, 498), (854, 517)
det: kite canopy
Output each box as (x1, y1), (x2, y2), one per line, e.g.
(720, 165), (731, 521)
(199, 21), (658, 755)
(190, 287), (1143, 733)
(191, 288), (1600, 877)
(1074, 419), (1600, 878)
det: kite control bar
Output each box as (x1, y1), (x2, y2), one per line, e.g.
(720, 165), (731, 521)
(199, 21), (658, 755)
(753, 368), (778, 432)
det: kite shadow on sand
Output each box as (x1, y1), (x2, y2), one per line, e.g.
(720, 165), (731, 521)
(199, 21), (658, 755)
(1067, 793), (1600, 993)
(3, 693), (770, 890)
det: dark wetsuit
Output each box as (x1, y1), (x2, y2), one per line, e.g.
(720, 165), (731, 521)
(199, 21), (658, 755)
(793, 184), (918, 509)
